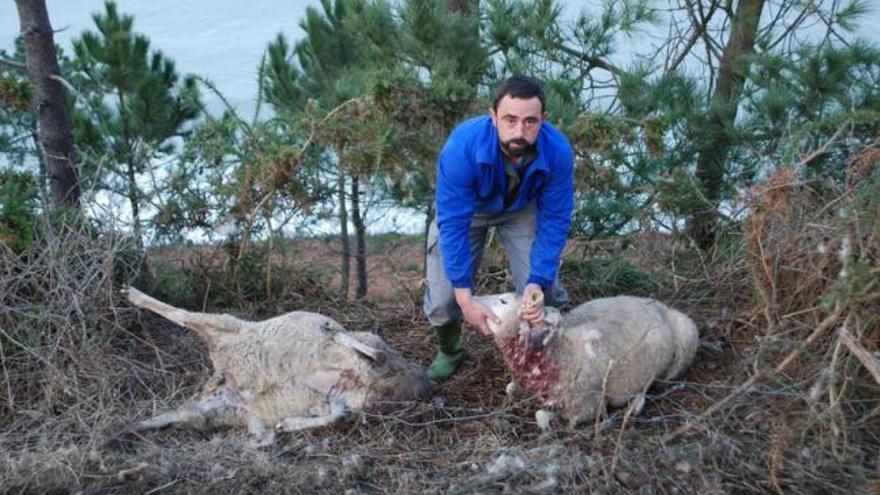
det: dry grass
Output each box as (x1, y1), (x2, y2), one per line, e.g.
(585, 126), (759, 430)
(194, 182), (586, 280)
(1, 160), (878, 493)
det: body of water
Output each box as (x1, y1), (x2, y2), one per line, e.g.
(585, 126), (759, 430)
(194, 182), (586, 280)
(2, 0), (319, 116)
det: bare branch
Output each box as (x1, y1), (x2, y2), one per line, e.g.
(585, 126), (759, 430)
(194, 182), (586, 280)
(0, 57), (27, 70)
(765, 2), (817, 52)
(838, 325), (880, 386)
(664, 306), (844, 442)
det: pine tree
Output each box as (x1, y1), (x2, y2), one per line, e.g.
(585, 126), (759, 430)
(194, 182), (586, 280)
(71, 1), (199, 246)
(1, 42), (42, 194)
(265, 0), (369, 300)
(357, 0), (488, 242)
(687, 0), (765, 249)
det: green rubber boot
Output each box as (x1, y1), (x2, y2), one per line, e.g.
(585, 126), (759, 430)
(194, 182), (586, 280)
(427, 322), (465, 382)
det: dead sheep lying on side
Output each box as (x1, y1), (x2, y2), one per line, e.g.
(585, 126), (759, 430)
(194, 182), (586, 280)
(478, 292), (699, 427)
(125, 287), (432, 445)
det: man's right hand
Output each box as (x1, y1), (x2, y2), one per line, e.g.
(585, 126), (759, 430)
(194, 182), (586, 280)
(454, 288), (500, 336)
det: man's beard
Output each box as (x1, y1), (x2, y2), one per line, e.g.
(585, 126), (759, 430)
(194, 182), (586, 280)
(501, 138), (531, 158)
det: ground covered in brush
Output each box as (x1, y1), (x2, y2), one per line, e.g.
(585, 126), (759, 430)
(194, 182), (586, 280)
(2, 171), (879, 494)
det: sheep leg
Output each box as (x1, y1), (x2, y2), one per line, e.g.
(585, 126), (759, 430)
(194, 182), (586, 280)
(134, 396), (227, 430)
(125, 286), (243, 340)
(133, 405), (205, 430)
(275, 397), (348, 432)
(133, 379), (242, 431)
(246, 415), (276, 447)
(333, 332), (387, 364)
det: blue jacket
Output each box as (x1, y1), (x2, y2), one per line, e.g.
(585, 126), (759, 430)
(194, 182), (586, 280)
(435, 115), (574, 290)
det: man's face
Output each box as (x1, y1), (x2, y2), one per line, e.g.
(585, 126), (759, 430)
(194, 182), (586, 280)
(489, 95), (545, 158)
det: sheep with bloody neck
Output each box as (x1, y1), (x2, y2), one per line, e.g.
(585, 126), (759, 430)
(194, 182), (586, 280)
(477, 291), (699, 427)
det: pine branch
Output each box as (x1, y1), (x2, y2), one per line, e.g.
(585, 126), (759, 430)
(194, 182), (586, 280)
(0, 57), (27, 70)
(548, 41), (624, 77)
(666, 0), (720, 75)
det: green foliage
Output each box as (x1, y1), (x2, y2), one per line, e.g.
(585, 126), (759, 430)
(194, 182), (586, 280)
(169, 95), (324, 244)
(263, 0), (373, 247)
(484, 0), (879, 245)
(263, 34), (305, 112)
(0, 76), (33, 112)
(0, 43), (38, 168)
(482, 1), (667, 237)
(147, 241), (335, 314)
(4, 0), (873, 257)
(561, 256), (660, 301)
(72, 2), (201, 156)
(0, 169), (37, 252)
(357, 0), (488, 210)
(259, 0), (492, 260)
(824, 174), (880, 313)
(265, 0), (370, 115)
(743, 41), (880, 181)
(297, 0), (366, 103)
(398, 0), (486, 103)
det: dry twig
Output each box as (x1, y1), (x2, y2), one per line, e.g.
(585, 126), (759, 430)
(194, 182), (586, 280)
(664, 306), (843, 442)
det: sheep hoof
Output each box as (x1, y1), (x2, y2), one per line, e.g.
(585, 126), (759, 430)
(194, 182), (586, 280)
(535, 409), (555, 431)
(505, 381), (518, 396)
(249, 430), (276, 448)
(276, 400), (348, 432)
(247, 416), (275, 447)
(627, 393), (646, 416)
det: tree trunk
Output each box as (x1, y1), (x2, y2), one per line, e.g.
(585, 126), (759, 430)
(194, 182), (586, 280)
(15, 0), (80, 209)
(30, 128), (49, 210)
(336, 140), (350, 300)
(351, 174), (367, 300)
(688, 0), (765, 250)
(449, 0), (476, 15)
(126, 161), (143, 248)
(423, 200), (435, 278)
(264, 212), (274, 300)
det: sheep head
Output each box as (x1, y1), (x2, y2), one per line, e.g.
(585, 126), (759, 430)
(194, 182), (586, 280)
(475, 292), (522, 339)
(475, 292), (563, 406)
(477, 291), (561, 350)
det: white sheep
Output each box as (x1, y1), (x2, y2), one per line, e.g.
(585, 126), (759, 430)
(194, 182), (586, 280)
(125, 287), (432, 445)
(477, 291), (699, 427)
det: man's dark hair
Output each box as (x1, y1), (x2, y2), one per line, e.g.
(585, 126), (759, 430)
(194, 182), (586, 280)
(492, 75), (545, 112)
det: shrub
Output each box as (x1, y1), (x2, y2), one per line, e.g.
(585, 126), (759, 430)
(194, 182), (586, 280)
(0, 170), (37, 253)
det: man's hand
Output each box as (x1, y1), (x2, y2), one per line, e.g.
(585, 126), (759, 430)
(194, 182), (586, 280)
(454, 288), (500, 336)
(519, 283), (545, 325)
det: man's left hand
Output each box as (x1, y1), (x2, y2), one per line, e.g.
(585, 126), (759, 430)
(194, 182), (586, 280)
(519, 283), (545, 325)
